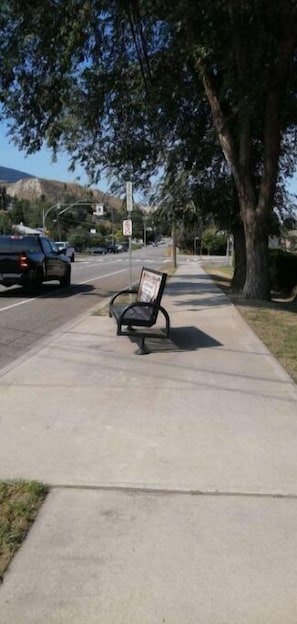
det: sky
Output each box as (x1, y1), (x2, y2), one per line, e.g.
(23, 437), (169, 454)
(1, 122), (297, 207)
(0, 123), (111, 193)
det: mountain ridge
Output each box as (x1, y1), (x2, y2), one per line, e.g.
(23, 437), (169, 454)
(0, 166), (123, 211)
(0, 165), (34, 183)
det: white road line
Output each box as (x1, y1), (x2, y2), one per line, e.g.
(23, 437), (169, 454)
(0, 296), (40, 312)
(73, 267), (129, 286)
(0, 267), (129, 313)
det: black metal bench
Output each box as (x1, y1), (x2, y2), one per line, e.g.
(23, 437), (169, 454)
(109, 266), (170, 354)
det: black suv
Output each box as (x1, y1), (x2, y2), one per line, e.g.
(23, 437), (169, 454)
(0, 234), (71, 290)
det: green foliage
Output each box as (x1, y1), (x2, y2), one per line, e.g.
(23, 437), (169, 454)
(1, 1), (297, 298)
(202, 227), (227, 255)
(9, 199), (29, 225)
(269, 249), (297, 293)
(0, 210), (12, 234)
(0, 185), (9, 210)
(67, 227), (92, 251)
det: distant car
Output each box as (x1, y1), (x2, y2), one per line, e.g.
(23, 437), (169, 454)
(88, 246), (107, 255)
(106, 245), (121, 253)
(116, 242), (129, 252)
(55, 241), (75, 262)
(106, 243), (129, 253)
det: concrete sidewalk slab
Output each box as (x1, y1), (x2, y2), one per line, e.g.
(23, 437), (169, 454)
(1, 261), (297, 623)
(1, 488), (297, 624)
(0, 264), (296, 494)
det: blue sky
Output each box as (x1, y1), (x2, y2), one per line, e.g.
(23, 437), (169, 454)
(1, 122), (296, 206)
(0, 123), (109, 192)
(0, 124), (147, 203)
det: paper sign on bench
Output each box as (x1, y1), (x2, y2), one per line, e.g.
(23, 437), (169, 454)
(138, 269), (163, 303)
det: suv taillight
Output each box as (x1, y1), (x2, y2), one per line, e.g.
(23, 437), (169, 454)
(19, 253), (29, 268)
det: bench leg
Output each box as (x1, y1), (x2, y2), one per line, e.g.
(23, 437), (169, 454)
(135, 336), (149, 355)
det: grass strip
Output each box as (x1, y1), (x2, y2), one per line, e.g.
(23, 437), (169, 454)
(0, 480), (48, 580)
(204, 263), (297, 383)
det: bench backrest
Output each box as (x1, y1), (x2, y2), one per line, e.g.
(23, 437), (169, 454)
(137, 267), (167, 312)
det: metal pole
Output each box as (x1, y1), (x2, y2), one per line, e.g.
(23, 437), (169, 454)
(111, 207), (115, 246)
(129, 233), (132, 290)
(172, 223), (177, 269)
(126, 181), (133, 290)
(43, 199), (101, 235)
(43, 202), (61, 233)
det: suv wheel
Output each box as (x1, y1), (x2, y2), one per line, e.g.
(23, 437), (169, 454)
(60, 267), (71, 288)
(24, 267), (43, 292)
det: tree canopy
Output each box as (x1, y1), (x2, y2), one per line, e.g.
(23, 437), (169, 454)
(1, 0), (297, 298)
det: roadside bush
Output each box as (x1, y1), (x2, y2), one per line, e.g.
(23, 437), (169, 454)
(269, 249), (297, 293)
(68, 227), (91, 251)
(201, 228), (227, 255)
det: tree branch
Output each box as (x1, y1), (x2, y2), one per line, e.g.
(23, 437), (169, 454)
(196, 59), (243, 195)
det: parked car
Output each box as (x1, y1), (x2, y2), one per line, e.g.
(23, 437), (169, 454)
(55, 241), (75, 262)
(116, 242), (129, 252)
(88, 246), (107, 255)
(106, 243), (129, 253)
(0, 234), (71, 290)
(106, 244), (121, 253)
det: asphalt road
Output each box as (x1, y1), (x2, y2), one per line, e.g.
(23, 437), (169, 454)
(0, 246), (169, 371)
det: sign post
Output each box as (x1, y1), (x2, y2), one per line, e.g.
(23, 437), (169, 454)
(123, 219), (132, 237)
(126, 181), (133, 214)
(126, 182), (133, 289)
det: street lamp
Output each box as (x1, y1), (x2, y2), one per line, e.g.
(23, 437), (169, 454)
(42, 202), (61, 232)
(42, 199), (100, 234)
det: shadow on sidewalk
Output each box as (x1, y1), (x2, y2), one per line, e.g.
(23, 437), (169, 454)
(130, 326), (222, 354)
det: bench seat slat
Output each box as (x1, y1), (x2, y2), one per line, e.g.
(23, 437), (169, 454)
(112, 302), (157, 327)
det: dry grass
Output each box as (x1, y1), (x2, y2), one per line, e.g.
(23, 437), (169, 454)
(204, 264), (297, 383)
(0, 480), (48, 580)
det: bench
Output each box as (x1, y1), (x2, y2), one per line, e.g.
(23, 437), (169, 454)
(109, 267), (170, 354)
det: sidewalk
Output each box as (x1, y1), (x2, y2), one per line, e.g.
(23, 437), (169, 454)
(1, 261), (297, 623)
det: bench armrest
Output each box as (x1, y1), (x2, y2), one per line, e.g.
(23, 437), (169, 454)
(109, 288), (138, 307)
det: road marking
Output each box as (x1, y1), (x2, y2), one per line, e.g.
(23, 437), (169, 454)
(74, 268), (129, 286)
(0, 296), (40, 312)
(0, 267), (130, 312)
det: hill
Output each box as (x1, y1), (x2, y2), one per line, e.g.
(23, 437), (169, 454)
(1, 169), (123, 211)
(0, 165), (34, 183)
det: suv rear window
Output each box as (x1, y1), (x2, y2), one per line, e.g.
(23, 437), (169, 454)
(0, 235), (41, 253)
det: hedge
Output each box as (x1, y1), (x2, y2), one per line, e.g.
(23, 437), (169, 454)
(269, 249), (297, 293)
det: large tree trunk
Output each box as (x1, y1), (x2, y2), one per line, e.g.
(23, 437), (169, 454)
(242, 206), (270, 299)
(197, 10), (297, 300)
(231, 222), (246, 292)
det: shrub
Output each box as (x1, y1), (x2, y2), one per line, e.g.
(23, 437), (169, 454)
(201, 228), (227, 255)
(269, 249), (297, 293)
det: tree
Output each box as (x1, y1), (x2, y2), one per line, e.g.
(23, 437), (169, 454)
(9, 198), (29, 225)
(0, 185), (9, 210)
(187, 2), (297, 298)
(1, 1), (297, 298)
(0, 210), (12, 233)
